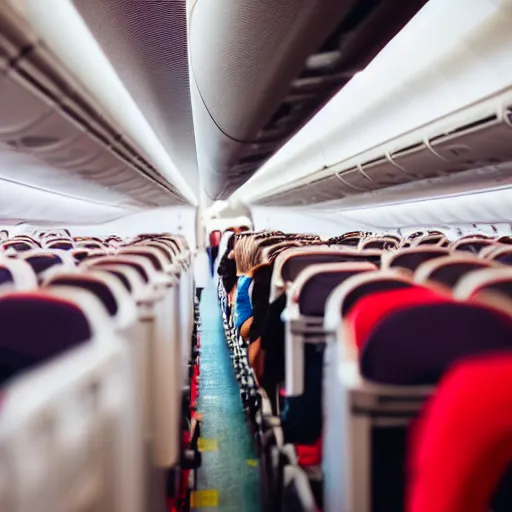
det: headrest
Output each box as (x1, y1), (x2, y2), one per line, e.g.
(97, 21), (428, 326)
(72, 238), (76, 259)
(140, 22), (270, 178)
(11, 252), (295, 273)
(0, 292), (91, 384)
(72, 249), (89, 262)
(104, 270), (132, 292)
(48, 241), (74, 251)
(492, 249), (512, 265)
(0, 267), (13, 286)
(341, 278), (415, 317)
(348, 288), (446, 351)
(388, 249), (449, 272)
(25, 254), (62, 275)
(297, 266), (374, 316)
(92, 259), (150, 283)
(360, 238), (398, 251)
(416, 235), (447, 246)
(2, 241), (32, 252)
(49, 276), (118, 317)
(417, 258), (494, 288)
(119, 249), (164, 271)
(453, 240), (494, 254)
(407, 354), (512, 512)
(282, 252), (376, 283)
(352, 297), (512, 385)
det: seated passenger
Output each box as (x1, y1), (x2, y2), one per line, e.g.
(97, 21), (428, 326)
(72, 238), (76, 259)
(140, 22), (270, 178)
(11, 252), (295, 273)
(217, 232), (237, 311)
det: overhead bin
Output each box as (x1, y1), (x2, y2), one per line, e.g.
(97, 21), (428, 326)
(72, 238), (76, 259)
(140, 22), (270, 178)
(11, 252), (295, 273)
(254, 94), (512, 208)
(189, 0), (429, 199)
(0, 4), (188, 209)
(429, 110), (512, 172)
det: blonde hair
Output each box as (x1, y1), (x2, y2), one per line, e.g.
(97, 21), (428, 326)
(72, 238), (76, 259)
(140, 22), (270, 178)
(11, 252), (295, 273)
(234, 234), (259, 274)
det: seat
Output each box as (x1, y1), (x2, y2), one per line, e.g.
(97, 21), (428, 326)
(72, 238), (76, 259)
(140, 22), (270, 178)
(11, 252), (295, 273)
(455, 267), (512, 301)
(0, 240), (34, 253)
(46, 239), (75, 251)
(19, 250), (71, 279)
(451, 237), (495, 254)
(497, 235), (512, 245)
(119, 246), (193, 385)
(381, 247), (450, 273)
(323, 270), (418, 335)
(0, 291), (92, 383)
(43, 270), (150, 505)
(71, 248), (90, 263)
(271, 246), (381, 301)
(414, 234), (449, 247)
(322, 289), (512, 512)
(83, 254), (184, 469)
(407, 355), (512, 512)
(415, 254), (497, 288)
(486, 246), (512, 265)
(0, 258), (37, 291)
(285, 261), (377, 396)
(359, 237), (399, 251)
(0, 292), (142, 512)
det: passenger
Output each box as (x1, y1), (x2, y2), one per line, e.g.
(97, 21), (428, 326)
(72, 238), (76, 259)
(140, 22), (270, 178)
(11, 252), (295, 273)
(233, 234), (259, 338)
(217, 232), (237, 314)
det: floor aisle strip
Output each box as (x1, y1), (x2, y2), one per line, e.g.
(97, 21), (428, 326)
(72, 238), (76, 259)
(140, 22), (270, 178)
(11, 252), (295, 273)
(193, 285), (260, 512)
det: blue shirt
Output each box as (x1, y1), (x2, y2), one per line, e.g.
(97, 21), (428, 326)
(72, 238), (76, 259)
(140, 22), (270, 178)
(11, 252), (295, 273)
(234, 276), (253, 329)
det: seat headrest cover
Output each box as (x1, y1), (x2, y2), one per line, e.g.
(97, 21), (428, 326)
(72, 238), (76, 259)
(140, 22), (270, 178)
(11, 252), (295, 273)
(472, 280), (512, 300)
(359, 300), (512, 385)
(0, 293), (91, 384)
(341, 279), (415, 317)
(26, 255), (62, 275)
(0, 267), (14, 286)
(494, 251), (512, 265)
(283, 252), (375, 283)
(348, 287), (447, 351)
(390, 250), (448, 272)
(407, 354), (512, 512)
(50, 277), (118, 317)
(430, 261), (492, 288)
(299, 269), (371, 316)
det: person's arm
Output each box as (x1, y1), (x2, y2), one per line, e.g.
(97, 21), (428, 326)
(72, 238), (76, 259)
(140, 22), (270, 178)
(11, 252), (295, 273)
(248, 336), (264, 383)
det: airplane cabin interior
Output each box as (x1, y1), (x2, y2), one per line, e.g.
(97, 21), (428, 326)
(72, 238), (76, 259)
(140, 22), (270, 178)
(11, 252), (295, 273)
(1, 1), (512, 511)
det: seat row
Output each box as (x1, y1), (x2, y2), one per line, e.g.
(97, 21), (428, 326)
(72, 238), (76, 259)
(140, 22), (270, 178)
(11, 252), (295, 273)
(0, 231), (199, 512)
(218, 232), (512, 512)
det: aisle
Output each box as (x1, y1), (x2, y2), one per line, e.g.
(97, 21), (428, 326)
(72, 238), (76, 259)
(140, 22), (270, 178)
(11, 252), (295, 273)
(193, 285), (260, 511)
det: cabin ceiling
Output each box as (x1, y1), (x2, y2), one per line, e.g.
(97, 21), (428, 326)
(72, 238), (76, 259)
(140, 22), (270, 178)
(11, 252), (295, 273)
(1, 0), (511, 226)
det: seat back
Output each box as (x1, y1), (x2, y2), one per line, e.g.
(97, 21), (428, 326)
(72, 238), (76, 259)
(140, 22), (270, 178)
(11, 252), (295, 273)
(0, 292), (92, 384)
(488, 246), (512, 265)
(0, 240), (34, 252)
(20, 251), (67, 278)
(359, 237), (399, 251)
(415, 255), (496, 288)
(0, 327), (142, 512)
(323, 291), (512, 512)
(272, 247), (380, 300)
(415, 234), (449, 247)
(46, 273), (119, 317)
(323, 271), (418, 337)
(0, 258), (37, 291)
(452, 238), (495, 254)
(407, 355), (512, 512)
(285, 262), (376, 396)
(455, 268), (512, 301)
(350, 299), (512, 385)
(382, 247), (449, 273)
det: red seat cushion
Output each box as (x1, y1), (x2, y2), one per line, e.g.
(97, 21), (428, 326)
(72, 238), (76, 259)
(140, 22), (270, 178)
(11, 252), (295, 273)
(407, 354), (512, 512)
(295, 436), (322, 466)
(346, 287), (451, 350)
